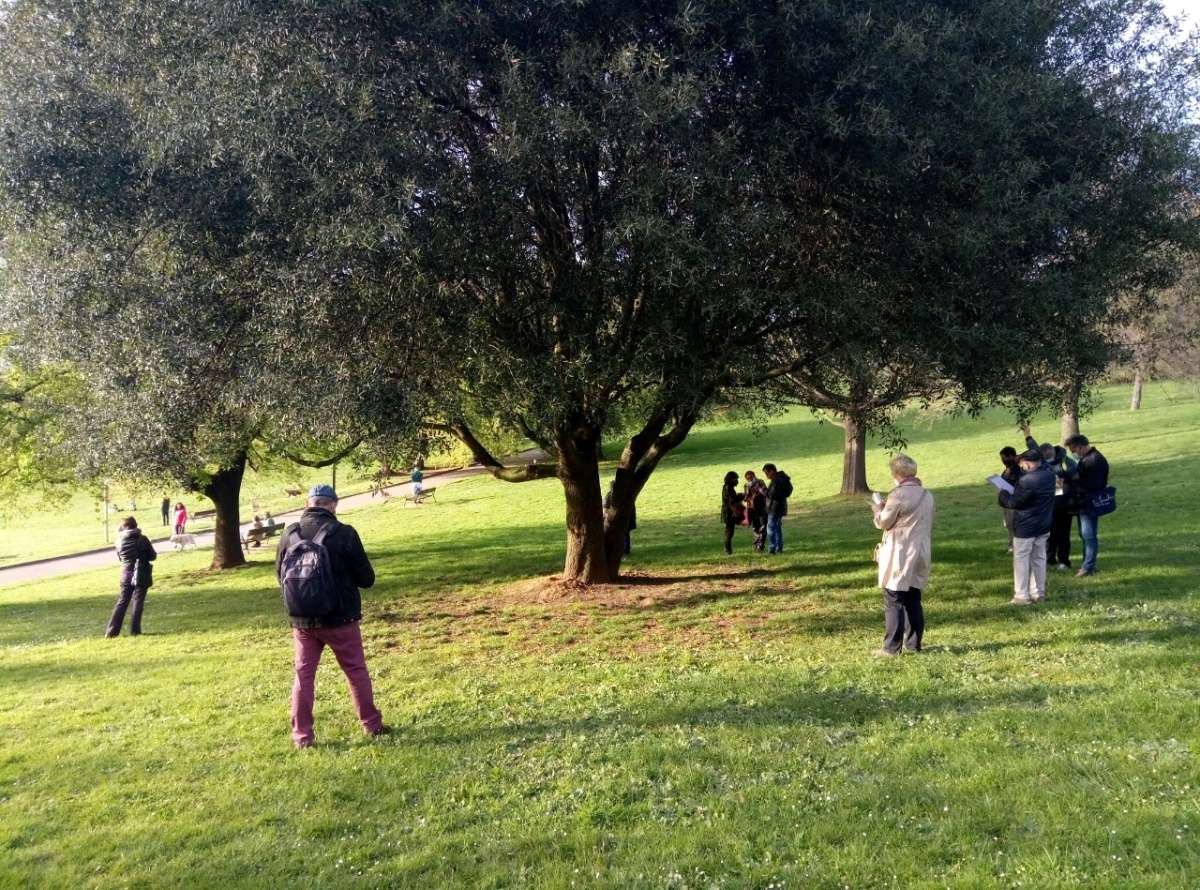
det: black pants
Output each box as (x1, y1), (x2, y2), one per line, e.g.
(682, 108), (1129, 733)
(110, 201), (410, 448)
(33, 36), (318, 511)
(723, 522), (737, 554)
(882, 587), (923, 653)
(750, 513), (766, 551)
(1047, 504), (1073, 567)
(106, 581), (147, 637)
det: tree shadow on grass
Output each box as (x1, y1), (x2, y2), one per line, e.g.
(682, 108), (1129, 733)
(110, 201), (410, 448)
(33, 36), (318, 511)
(399, 679), (1101, 750)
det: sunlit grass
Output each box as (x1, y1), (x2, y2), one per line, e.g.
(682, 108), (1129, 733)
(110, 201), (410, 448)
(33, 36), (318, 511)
(0, 383), (1197, 888)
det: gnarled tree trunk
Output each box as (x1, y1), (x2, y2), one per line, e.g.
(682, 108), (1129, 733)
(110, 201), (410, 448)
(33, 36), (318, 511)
(556, 425), (612, 584)
(840, 414), (869, 495)
(1060, 380), (1081, 442)
(203, 450), (247, 570)
(1130, 368), (1144, 411)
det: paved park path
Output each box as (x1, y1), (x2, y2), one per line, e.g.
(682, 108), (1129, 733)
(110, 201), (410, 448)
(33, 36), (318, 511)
(0, 451), (547, 588)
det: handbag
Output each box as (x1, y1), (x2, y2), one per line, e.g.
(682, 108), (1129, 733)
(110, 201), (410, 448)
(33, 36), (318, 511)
(1085, 486), (1117, 517)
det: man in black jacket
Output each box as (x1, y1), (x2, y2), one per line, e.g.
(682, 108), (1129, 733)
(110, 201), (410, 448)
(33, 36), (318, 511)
(762, 463), (792, 554)
(1023, 429), (1079, 571)
(998, 450), (1055, 604)
(1065, 434), (1110, 577)
(277, 484), (384, 748)
(106, 516), (157, 636)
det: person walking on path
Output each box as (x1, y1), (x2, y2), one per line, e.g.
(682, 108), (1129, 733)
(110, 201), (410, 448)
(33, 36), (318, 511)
(172, 502), (188, 535)
(762, 463), (793, 554)
(871, 455), (935, 656)
(1065, 433), (1110, 577)
(743, 470), (768, 551)
(277, 484), (384, 749)
(720, 471), (746, 555)
(105, 517), (156, 637)
(998, 449), (1056, 604)
(160, 495), (170, 527)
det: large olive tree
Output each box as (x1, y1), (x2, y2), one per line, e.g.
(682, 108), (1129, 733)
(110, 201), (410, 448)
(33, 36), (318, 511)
(2, 0), (1196, 582)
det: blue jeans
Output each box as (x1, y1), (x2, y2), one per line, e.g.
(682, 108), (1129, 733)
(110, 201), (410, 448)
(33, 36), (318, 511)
(1078, 513), (1099, 572)
(766, 513), (784, 553)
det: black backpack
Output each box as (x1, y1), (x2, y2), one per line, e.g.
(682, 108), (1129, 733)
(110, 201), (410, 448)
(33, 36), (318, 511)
(775, 472), (794, 499)
(279, 523), (340, 619)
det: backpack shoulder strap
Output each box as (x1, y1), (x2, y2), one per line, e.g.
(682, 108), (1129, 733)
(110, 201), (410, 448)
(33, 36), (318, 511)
(312, 520), (339, 547)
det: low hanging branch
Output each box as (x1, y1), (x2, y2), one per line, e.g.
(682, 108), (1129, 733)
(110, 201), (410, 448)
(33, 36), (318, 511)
(276, 437), (364, 469)
(424, 420), (558, 482)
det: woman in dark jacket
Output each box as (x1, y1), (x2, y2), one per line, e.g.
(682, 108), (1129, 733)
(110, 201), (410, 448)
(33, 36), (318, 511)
(720, 471), (745, 555)
(106, 516), (157, 637)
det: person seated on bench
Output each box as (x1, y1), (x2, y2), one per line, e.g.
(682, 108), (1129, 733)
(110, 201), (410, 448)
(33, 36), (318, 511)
(264, 511), (277, 530)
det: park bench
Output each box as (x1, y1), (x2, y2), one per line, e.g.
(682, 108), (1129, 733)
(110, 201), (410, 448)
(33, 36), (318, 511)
(192, 508), (216, 522)
(241, 524), (283, 549)
(403, 486), (437, 506)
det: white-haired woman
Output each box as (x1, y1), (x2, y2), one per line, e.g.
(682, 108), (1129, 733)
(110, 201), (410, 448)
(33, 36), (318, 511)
(871, 454), (935, 656)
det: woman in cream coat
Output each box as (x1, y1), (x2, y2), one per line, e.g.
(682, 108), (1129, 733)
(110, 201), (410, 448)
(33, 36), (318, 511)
(871, 454), (935, 656)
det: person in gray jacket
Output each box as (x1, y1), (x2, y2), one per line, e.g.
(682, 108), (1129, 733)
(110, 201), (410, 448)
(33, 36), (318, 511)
(105, 516), (157, 636)
(998, 450), (1055, 604)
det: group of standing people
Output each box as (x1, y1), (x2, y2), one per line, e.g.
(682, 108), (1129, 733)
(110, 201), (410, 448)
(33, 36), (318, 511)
(720, 464), (793, 555)
(997, 427), (1111, 605)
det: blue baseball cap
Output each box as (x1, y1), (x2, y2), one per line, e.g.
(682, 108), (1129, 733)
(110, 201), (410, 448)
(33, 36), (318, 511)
(308, 484), (338, 501)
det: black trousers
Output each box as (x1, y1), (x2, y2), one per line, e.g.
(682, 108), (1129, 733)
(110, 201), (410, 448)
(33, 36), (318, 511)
(723, 522), (737, 554)
(1047, 504), (1073, 567)
(106, 581), (147, 637)
(882, 587), (923, 653)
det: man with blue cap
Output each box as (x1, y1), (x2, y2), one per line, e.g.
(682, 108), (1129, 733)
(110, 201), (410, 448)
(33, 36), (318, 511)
(276, 483), (385, 748)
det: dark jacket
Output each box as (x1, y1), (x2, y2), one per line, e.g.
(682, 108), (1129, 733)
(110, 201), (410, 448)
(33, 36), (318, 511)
(999, 465), (1056, 538)
(276, 508), (375, 629)
(765, 472), (791, 517)
(720, 484), (745, 526)
(116, 528), (157, 588)
(1025, 435), (1080, 511)
(1072, 448), (1109, 494)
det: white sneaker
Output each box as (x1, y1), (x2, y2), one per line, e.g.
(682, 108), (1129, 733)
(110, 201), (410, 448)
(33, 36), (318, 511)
(1009, 596), (1032, 606)
(1031, 595), (1045, 603)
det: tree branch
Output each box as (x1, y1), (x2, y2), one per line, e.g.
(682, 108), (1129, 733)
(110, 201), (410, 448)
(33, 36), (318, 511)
(276, 437), (363, 468)
(426, 419), (557, 482)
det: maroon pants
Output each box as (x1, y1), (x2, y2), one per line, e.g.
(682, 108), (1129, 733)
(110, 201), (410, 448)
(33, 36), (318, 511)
(291, 622), (383, 746)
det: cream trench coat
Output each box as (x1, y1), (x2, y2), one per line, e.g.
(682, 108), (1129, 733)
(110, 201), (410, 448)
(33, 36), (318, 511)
(873, 481), (935, 591)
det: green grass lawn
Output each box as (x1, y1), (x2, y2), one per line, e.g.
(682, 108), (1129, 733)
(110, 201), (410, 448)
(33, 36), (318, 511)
(1, 383), (1198, 888)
